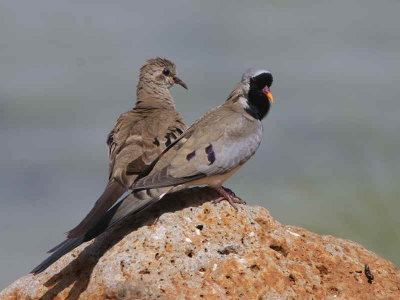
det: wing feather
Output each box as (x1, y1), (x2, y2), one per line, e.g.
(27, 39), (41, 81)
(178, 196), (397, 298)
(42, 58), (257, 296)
(107, 108), (186, 186)
(133, 104), (263, 190)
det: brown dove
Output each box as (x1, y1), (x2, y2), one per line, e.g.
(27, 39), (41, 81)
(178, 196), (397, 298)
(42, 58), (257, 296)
(31, 58), (187, 273)
(64, 58), (188, 239)
(32, 58), (189, 273)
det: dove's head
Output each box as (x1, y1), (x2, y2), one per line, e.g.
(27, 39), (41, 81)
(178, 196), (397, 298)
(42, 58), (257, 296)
(138, 57), (187, 91)
(241, 68), (274, 103)
(239, 68), (274, 120)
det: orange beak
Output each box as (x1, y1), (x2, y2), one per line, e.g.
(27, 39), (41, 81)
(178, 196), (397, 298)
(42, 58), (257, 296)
(263, 87), (274, 103)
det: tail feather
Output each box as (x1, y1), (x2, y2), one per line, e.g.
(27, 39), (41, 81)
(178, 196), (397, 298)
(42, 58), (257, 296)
(67, 180), (126, 238)
(101, 191), (167, 228)
(31, 237), (84, 274)
(47, 239), (71, 253)
(31, 188), (171, 274)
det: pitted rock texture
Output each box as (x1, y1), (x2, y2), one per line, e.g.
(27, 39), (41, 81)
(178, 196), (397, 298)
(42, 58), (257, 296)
(1, 187), (399, 300)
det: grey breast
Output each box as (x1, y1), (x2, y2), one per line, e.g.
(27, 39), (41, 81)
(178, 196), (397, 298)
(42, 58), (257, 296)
(207, 116), (263, 174)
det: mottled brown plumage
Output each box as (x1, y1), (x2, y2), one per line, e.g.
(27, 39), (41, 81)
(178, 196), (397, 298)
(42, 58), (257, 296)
(67, 58), (187, 238)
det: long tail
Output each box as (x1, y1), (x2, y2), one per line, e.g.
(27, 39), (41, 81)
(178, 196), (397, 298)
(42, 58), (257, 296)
(31, 237), (84, 274)
(67, 180), (126, 238)
(31, 187), (172, 274)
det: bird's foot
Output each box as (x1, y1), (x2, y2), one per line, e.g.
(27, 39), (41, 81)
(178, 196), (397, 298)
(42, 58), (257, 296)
(213, 186), (246, 210)
(222, 187), (246, 202)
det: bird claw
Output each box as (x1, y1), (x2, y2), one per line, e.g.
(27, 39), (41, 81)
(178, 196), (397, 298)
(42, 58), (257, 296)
(222, 187), (246, 203)
(213, 187), (246, 210)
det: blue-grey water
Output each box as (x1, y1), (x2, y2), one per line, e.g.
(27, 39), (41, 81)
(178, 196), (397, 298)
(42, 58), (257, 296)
(1, 0), (399, 289)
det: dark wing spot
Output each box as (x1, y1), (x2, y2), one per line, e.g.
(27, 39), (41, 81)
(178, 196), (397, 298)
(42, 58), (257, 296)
(165, 132), (177, 147)
(176, 128), (184, 135)
(205, 144), (215, 165)
(186, 151), (196, 161)
(153, 137), (160, 146)
(165, 137), (171, 147)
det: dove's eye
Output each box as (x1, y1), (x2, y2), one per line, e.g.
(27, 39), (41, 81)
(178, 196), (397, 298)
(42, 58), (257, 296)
(162, 69), (170, 76)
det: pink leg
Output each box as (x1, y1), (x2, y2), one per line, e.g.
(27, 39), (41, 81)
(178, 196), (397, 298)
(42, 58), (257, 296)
(213, 186), (246, 210)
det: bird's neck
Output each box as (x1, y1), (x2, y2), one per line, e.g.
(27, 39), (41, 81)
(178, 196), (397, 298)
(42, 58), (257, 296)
(245, 89), (270, 120)
(135, 83), (176, 110)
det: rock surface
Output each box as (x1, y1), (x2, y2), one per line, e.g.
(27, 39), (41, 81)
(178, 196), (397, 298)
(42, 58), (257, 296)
(1, 187), (399, 300)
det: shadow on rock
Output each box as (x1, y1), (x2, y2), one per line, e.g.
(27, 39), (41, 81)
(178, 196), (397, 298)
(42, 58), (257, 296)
(39, 187), (220, 300)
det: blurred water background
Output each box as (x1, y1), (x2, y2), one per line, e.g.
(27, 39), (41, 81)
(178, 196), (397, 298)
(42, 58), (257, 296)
(1, 0), (399, 288)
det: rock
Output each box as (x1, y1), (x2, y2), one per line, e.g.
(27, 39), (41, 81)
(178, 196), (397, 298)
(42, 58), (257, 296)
(1, 187), (399, 300)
